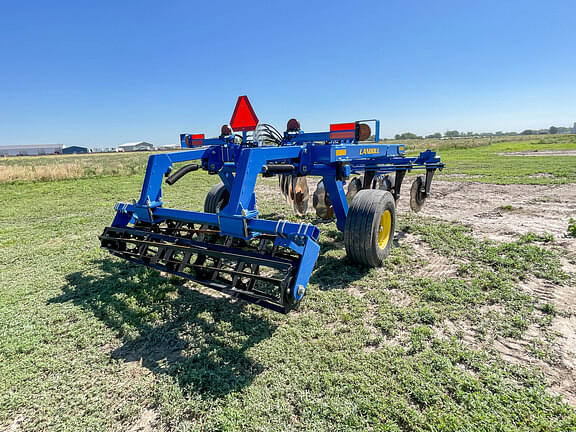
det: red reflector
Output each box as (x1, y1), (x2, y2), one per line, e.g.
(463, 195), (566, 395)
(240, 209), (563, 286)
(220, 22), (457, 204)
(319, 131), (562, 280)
(230, 96), (259, 132)
(330, 122), (356, 132)
(330, 122), (356, 140)
(186, 134), (204, 147)
(330, 131), (355, 139)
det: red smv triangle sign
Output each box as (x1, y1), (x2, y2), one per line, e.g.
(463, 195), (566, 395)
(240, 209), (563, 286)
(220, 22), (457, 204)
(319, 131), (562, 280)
(230, 96), (259, 132)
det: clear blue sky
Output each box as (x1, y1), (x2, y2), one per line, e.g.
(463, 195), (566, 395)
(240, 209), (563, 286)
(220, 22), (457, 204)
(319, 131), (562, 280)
(1, 0), (574, 147)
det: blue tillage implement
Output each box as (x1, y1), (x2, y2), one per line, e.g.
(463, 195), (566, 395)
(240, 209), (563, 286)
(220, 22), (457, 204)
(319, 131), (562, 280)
(100, 97), (444, 313)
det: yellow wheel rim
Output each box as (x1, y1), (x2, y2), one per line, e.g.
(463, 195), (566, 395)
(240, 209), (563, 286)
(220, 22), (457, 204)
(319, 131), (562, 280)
(377, 210), (392, 249)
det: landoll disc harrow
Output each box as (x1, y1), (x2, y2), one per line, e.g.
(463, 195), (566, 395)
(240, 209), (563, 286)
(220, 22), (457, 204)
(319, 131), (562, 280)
(100, 96), (444, 313)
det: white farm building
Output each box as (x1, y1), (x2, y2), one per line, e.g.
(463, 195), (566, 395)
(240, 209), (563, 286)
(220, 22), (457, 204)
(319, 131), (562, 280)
(0, 144), (63, 157)
(117, 141), (154, 152)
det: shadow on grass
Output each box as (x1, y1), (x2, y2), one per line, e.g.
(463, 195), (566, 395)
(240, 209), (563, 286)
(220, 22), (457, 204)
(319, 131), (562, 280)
(311, 229), (412, 290)
(310, 254), (372, 290)
(311, 234), (373, 290)
(50, 259), (277, 399)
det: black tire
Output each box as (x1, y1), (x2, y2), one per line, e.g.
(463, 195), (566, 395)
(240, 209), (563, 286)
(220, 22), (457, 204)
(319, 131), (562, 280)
(204, 182), (230, 213)
(409, 175), (426, 213)
(344, 189), (396, 267)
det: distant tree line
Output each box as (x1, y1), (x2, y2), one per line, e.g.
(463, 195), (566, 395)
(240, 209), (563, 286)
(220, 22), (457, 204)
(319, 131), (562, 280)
(394, 125), (574, 140)
(520, 126), (573, 135)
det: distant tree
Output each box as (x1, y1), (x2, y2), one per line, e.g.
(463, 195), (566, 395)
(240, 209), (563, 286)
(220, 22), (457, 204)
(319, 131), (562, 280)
(549, 126), (558, 134)
(466, 131), (474, 136)
(444, 130), (460, 137)
(521, 129), (535, 135)
(395, 132), (420, 140)
(425, 132), (442, 139)
(495, 131), (504, 136)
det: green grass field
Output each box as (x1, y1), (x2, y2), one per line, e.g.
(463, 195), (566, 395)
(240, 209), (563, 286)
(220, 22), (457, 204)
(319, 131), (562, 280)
(431, 135), (576, 184)
(1, 137), (575, 430)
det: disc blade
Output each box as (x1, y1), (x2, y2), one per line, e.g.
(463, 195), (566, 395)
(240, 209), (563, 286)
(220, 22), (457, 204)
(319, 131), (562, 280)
(292, 176), (309, 216)
(312, 179), (334, 219)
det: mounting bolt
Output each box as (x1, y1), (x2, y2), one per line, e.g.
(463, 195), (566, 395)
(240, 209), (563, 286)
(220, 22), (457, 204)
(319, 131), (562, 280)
(297, 284), (306, 297)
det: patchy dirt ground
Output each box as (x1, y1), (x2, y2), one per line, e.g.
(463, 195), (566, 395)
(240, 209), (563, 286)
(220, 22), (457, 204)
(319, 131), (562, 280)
(259, 178), (575, 242)
(408, 181), (576, 247)
(406, 181), (576, 404)
(404, 181), (576, 405)
(499, 150), (576, 157)
(258, 178), (576, 253)
(258, 179), (576, 406)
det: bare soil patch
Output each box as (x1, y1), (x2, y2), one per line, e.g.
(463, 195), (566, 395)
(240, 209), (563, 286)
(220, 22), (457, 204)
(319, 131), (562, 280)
(5, 414), (25, 431)
(499, 150), (576, 157)
(404, 181), (576, 405)
(438, 316), (576, 405)
(258, 179), (575, 246)
(403, 233), (459, 278)
(128, 408), (157, 432)
(403, 181), (576, 246)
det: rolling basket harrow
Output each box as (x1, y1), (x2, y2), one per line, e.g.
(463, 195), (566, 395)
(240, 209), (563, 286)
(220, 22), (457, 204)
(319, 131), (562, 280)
(100, 97), (444, 313)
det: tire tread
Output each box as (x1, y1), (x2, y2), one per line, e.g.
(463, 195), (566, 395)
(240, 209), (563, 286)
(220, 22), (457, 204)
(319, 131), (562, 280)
(344, 189), (395, 267)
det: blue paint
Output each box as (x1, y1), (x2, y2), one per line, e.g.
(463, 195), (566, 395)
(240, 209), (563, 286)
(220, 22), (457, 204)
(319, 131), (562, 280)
(105, 103), (444, 310)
